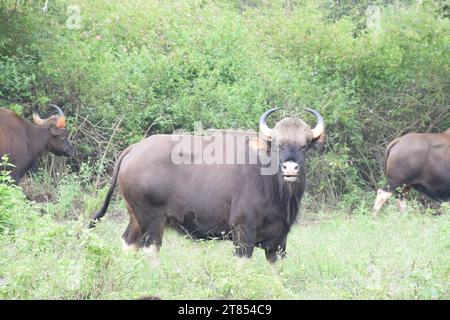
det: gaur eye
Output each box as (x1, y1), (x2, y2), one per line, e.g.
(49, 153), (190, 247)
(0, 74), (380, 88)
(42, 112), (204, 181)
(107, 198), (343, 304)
(300, 145), (311, 152)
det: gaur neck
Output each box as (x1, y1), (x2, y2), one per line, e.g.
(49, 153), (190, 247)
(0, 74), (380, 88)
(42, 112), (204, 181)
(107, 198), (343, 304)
(273, 171), (304, 230)
(24, 120), (51, 171)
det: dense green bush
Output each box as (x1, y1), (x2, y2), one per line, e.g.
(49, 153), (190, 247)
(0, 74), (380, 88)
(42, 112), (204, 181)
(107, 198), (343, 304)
(0, 0), (449, 206)
(0, 155), (25, 234)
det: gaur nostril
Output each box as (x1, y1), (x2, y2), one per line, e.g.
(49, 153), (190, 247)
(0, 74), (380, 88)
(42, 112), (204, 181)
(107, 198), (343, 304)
(294, 165), (299, 170)
(282, 165), (287, 170)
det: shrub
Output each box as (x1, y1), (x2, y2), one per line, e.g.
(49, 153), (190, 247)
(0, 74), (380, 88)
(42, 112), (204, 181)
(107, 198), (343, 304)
(0, 0), (448, 206)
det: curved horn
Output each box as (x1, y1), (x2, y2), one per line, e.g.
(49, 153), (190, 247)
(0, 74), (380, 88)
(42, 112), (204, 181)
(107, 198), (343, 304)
(259, 107), (281, 139)
(304, 108), (324, 139)
(49, 104), (66, 128)
(32, 106), (45, 126)
(49, 104), (64, 117)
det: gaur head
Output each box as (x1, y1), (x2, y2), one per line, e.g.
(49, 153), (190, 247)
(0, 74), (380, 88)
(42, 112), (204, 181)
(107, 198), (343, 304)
(259, 108), (325, 183)
(33, 104), (75, 157)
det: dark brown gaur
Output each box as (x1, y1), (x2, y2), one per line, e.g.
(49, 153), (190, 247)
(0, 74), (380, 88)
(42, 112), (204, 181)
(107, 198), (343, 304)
(90, 108), (326, 263)
(0, 105), (74, 182)
(373, 129), (450, 215)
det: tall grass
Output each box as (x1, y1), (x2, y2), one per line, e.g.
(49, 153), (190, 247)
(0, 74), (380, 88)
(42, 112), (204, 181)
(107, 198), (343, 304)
(1, 171), (448, 299)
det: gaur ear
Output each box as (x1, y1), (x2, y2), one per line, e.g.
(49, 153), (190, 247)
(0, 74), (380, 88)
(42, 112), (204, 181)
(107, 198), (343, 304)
(248, 137), (270, 154)
(50, 126), (62, 136)
(311, 131), (326, 152)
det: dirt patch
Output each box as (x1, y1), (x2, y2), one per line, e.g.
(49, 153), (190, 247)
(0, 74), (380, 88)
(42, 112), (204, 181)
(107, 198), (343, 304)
(20, 177), (56, 203)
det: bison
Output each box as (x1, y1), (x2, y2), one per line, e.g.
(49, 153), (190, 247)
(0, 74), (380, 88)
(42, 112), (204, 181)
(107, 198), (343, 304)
(90, 108), (326, 263)
(0, 105), (74, 182)
(373, 129), (450, 215)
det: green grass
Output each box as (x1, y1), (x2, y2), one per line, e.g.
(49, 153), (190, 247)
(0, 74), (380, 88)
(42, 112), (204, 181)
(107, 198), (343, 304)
(1, 178), (449, 299)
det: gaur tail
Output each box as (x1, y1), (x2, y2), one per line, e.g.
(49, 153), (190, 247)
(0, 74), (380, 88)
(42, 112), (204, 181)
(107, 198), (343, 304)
(88, 145), (133, 228)
(383, 138), (400, 176)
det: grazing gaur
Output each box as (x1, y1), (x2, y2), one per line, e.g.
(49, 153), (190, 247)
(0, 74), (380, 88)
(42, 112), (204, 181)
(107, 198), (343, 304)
(0, 105), (74, 182)
(90, 108), (326, 263)
(373, 129), (450, 215)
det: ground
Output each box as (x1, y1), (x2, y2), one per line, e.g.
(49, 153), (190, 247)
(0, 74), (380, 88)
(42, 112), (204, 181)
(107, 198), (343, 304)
(1, 184), (448, 299)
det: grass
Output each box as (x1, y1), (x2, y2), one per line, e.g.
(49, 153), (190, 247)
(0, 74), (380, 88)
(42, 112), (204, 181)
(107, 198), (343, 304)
(1, 175), (448, 300)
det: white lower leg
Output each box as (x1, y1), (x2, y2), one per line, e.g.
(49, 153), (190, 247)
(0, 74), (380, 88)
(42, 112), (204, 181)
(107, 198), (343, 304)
(142, 245), (160, 267)
(235, 256), (249, 270)
(122, 238), (138, 252)
(398, 198), (407, 213)
(373, 189), (393, 215)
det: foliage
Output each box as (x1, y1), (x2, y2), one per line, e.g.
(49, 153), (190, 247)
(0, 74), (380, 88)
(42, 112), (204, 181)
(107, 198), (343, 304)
(0, 155), (22, 234)
(0, 1), (449, 205)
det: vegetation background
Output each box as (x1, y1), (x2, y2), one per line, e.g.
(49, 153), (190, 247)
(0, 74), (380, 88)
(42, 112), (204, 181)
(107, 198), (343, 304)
(0, 0), (449, 299)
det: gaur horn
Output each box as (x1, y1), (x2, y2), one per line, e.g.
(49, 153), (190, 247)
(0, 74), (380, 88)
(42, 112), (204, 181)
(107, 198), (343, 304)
(259, 108), (281, 139)
(304, 108), (324, 139)
(32, 106), (45, 126)
(49, 104), (66, 128)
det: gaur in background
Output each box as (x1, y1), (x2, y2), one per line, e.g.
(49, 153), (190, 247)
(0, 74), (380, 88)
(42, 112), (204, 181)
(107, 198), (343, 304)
(0, 105), (74, 182)
(373, 129), (450, 215)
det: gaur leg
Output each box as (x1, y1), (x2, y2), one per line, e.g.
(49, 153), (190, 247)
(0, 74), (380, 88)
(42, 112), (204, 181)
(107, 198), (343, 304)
(397, 185), (411, 213)
(136, 205), (166, 265)
(436, 201), (446, 215)
(373, 188), (393, 215)
(122, 200), (166, 263)
(397, 198), (407, 213)
(422, 198), (444, 215)
(122, 200), (142, 252)
(231, 224), (256, 259)
(265, 242), (287, 264)
(373, 177), (408, 216)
